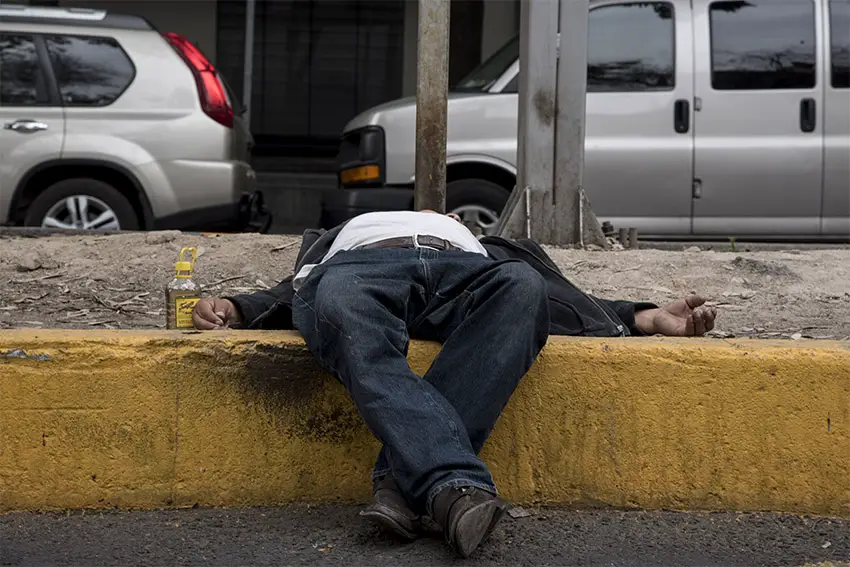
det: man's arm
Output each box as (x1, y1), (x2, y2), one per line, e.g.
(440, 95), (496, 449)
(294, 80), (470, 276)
(619, 295), (717, 337)
(224, 275), (294, 329)
(593, 298), (659, 336)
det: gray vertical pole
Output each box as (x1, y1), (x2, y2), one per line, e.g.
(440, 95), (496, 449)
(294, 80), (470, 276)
(553, 0), (589, 245)
(414, 0), (450, 213)
(242, 0), (257, 129)
(496, 0), (559, 241)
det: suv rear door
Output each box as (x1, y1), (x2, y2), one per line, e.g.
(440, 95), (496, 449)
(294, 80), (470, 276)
(0, 33), (64, 222)
(692, 0), (824, 236)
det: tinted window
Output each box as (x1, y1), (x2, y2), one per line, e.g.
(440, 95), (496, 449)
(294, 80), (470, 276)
(587, 2), (675, 92)
(831, 0), (850, 88)
(710, 0), (816, 90)
(46, 35), (135, 106)
(0, 34), (47, 106)
(502, 75), (518, 94)
(456, 36), (519, 92)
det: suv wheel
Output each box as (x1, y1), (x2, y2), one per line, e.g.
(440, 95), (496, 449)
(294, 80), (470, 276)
(24, 178), (139, 231)
(446, 178), (510, 236)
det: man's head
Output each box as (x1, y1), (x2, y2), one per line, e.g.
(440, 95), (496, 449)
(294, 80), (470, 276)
(420, 209), (462, 223)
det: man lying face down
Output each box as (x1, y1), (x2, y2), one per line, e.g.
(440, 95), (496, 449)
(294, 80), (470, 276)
(193, 210), (717, 558)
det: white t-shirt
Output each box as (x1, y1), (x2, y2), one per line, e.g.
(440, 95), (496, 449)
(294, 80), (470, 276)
(293, 211), (488, 291)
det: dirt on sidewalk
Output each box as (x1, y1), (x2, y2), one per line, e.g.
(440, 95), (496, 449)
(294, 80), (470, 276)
(1, 231), (848, 340)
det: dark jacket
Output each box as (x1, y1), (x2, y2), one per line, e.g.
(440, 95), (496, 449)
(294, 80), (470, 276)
(228, 226), (656, 337)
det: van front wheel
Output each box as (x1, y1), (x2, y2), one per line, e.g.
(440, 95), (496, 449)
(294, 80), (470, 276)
(446, 178), (510, 236)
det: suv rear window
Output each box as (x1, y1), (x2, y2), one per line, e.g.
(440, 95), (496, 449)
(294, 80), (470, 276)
(0, 34), (49, 106)
(46, 35), (135, 106)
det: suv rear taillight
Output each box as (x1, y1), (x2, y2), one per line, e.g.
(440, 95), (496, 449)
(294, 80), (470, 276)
(163, 32), (233, 129)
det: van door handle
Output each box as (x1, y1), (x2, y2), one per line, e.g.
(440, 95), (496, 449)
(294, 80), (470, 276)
(800, 98), (816, 133)
(4, 119), (48, 134)
(674, 99), (690, 134)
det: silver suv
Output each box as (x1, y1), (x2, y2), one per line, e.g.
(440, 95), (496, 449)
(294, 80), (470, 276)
(333, 0), (850, 239)
(0, 5), (259, 232)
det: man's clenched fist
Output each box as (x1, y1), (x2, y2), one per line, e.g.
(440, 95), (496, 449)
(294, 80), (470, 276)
(192, 297), (243, 330)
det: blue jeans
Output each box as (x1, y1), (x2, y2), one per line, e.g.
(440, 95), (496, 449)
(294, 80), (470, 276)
(292, 247), (549, 515)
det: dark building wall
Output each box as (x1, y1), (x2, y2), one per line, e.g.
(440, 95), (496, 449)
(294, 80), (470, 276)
(216, 0), (405, 159)
(449, 0), (485, 87)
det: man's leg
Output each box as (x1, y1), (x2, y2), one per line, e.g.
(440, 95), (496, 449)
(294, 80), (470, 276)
(291, 249), (495, 512)
(368, 255), (550, 543)
(415, 254), (550, 556)
(372, 255), (550, 465)
(412, 255), (550, 504)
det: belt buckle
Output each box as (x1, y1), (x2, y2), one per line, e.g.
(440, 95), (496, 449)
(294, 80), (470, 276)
(413, 233), (440, 251)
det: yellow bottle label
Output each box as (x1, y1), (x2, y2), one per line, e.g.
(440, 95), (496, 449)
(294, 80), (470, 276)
(175, 297), (200, 328)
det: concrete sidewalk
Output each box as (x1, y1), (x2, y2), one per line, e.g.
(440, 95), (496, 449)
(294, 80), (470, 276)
(2, 506), (849, 566)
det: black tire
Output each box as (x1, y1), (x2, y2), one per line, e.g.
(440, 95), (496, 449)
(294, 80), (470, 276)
(24, 178), (139, 231)
(446, 178), (510, 233)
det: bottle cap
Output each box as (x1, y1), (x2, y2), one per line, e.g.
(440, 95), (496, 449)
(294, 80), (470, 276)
(175, 247), (196, 277)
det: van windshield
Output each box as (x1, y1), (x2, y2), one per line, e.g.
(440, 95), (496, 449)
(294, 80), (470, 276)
(454, 35), (519, 92)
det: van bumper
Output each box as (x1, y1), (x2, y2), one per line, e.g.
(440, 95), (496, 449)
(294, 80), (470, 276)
(320, 186), (414, 229)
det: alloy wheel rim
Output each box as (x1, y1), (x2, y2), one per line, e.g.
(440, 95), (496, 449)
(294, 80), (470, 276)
(42, 195), (121, 231)
(451, 204), (500, 236)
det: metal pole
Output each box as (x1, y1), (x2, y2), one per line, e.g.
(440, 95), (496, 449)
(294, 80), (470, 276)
(495, 0), (559, 241)
(242, 0), (256, 129)
(413, 0), (450, 213)
(553, 0), (590, 245)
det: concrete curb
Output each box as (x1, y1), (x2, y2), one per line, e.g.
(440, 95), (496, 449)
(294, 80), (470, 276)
(1, 330), (848, 516)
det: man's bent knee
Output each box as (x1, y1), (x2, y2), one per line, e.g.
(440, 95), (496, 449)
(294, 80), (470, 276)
(493, 262), (548, 301)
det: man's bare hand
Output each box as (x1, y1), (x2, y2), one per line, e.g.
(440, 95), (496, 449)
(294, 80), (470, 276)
(192, 297), (243, 330)
(635, 295), (717, 337)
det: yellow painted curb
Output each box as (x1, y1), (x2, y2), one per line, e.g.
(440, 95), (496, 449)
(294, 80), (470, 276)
(1, 330), (849, 515)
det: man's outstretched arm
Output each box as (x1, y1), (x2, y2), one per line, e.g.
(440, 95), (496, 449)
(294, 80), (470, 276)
(593, 298), (659, 336)
(224, 275), (294, 329)
(592, 295), (717, 337)
(633, 295), (717, 337)
(192, 276), (294, 330)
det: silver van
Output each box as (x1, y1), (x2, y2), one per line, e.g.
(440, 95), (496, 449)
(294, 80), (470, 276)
(0, 6), (261, 232)
(332, 0), (850, 239)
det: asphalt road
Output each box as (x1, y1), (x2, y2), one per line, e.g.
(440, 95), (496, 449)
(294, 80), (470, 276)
(2, 505), (848, 567)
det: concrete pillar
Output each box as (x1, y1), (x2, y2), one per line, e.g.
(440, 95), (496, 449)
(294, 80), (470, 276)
(413, 0), (451, 213)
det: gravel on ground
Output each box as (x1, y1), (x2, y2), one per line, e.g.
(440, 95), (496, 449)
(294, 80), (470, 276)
(1, 231), (848, 340)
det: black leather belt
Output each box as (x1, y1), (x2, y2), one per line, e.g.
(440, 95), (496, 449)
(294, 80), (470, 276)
(357, 235), (461, 251)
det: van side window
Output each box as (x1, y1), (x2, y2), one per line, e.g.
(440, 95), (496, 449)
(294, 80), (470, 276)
(830, 0), (849, 88)
(587, 2), (676, 92)
(0, 34), (49, 107)
(45, 35), (136, 107)
(709, 0), (816, 90)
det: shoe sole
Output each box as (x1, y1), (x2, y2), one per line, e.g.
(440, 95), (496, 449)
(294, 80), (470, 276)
(360, 505), (420, 541)
(451, 498), (508, 558)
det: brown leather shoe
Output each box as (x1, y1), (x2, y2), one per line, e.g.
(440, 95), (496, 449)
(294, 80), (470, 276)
(432, 486), (508, 558)
(359, 475), (421, 541)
